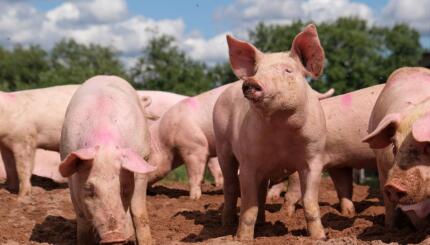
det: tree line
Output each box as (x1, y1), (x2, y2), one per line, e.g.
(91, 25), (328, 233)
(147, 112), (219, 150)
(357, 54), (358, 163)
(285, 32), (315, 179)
(0, 18), (424, 95)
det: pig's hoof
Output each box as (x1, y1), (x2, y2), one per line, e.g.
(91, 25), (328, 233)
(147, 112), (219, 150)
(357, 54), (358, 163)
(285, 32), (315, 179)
(189, 187), (202, 200)
(341, 206), (356, 217)
(17, 194), (32, 204)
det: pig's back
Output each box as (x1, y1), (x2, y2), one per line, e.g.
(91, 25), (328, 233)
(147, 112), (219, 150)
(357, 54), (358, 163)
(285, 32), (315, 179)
(370, 67), (430, 130)
(62, 76), (146, 153)
(322, 84), (384, 169)
(137, 90), (187, 117)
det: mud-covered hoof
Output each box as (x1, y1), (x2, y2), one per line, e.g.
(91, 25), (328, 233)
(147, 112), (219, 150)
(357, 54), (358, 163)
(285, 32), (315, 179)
(189, 188), (202, 200)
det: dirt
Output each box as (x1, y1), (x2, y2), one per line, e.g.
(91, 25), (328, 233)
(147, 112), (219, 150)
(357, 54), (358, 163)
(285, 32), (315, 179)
(1, 176), (430, 245)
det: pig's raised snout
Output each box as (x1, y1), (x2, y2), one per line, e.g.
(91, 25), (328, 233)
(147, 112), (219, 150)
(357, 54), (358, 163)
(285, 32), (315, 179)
(242, 79), (264, 102)
(99, 231), (128, 244)
(384, 183), (407, 203)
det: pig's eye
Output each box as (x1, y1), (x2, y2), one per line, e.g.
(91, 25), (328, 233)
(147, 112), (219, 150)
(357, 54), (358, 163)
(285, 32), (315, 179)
(83, 183), (96, 198)
(284, 68), (293, 73)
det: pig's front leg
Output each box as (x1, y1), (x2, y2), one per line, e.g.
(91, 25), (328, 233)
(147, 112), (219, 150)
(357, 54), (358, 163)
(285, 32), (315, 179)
(299, 156), (326, 240)
(131, 174), (152, 245)
(283, 172), (302, 217)
(328, 167), (355, 216)
(236, 167), (262, 241)
(13, 142), (36, 200)
(218, 148), (240, 227)
(1, 146), (18, 193)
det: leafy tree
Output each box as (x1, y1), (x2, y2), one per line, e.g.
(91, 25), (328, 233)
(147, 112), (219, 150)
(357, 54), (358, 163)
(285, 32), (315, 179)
(249, 18), (423, 94)
(40, 39), (127, 87)
(131, 35), (213, 96)
(0, 45), (48, 91)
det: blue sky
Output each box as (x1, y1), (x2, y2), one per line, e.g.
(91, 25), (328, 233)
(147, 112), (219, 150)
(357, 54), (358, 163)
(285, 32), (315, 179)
(0, 0), (428, 66)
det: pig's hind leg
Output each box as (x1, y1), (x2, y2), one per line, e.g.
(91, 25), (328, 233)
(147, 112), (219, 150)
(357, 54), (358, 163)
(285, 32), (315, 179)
(328, 167), (355, 216)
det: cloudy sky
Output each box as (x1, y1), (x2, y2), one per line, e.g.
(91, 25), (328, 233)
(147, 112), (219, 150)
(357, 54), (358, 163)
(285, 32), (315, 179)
(0, 0), (429, 67)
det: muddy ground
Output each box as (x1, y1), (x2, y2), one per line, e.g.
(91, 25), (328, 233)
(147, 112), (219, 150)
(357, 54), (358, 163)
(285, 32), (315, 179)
(1, 177), (430, 245)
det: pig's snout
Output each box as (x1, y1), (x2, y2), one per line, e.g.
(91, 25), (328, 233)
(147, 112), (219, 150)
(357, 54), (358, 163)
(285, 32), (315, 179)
(242, 80), (264, 102)
(384, 183), (407, 203)
(99, 231), (128, 244)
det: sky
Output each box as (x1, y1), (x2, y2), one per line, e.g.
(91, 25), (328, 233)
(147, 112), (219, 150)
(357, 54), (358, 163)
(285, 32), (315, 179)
(0, 0), (429, 68)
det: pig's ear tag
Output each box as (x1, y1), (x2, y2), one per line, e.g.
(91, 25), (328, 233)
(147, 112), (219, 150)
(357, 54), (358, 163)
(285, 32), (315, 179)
(120, 148), (156, 174)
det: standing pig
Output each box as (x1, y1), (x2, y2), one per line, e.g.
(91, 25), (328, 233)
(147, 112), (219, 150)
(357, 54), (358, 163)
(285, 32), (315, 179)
(0, 85), (78, 198)
(213, 24), (329, 239)
(268, 84), (383, 217)
(363, 67), (430, 228)
(59, 76), (155, 244)
(147, 85), (231, 199)
(146, 84), (333, 199)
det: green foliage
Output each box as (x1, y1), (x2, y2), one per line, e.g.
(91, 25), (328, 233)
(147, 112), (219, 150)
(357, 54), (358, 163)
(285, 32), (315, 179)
(40, 39), (127, 87)
(0, 45), (49, 91)
(130, 35), (214, 96)
(249, 18), (423, 94)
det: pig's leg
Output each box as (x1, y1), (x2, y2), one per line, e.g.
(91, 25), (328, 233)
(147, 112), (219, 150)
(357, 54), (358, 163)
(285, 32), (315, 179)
(218, 147), (239, 226)
(328, 167), (355, 216)
(266, 182), (285, 202)
(1, 146), (18, 193)
(131, 174), (152, 245)
(236, 168), (261, 240)
(181, 148), (208, 200)
(207, 157), (223, 188)
(146, 151), (174, 185)
(298, 157), (326, 240)
(257, 180), (268, 224)
(76, 216), (96, 244)
(283, 172), (302, 217)
(13, 143), (36, 198)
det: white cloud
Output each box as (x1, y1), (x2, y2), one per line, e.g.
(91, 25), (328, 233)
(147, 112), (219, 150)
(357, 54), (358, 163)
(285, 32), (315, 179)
(215, 0), (374, 30)
(382, 0), (430, 34)
(181, 33), (229, 64)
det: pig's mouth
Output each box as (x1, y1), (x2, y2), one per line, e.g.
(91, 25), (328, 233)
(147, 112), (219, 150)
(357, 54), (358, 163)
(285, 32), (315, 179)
(242, 80), (264, 102)
(398, 198), (430, 219)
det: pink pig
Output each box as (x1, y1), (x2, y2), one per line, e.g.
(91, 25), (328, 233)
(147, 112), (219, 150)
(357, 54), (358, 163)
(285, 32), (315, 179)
(59, 76), (155, 244)
(0, 85), (79, 199)
(268, 84), (383, 217)
(213, 24), (329, 240)
(363, 67), (430, 229)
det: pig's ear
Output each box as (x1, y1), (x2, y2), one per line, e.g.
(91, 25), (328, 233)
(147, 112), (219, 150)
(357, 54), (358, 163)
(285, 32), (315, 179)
(59, 148), (96, 177)
(290, 24), (325, 78)
(120, 149), (156, 174)
(227, 35), (263, 79)
(412, 113), (430, 142)
(362, 113), (401, 148)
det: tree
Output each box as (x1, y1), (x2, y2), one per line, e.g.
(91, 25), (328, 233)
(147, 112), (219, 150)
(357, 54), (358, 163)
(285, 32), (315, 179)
(131, 35), (213, 96)
(0, 45), (48, 91)
(249, 18), (423, 94)
(40, 39), (127, 87)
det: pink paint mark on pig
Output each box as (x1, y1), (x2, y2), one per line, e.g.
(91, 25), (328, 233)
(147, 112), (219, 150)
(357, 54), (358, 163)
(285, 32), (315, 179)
(185, 97), (198, 110)
(0, 92), (16, 100)
(340, 93), (352, 107)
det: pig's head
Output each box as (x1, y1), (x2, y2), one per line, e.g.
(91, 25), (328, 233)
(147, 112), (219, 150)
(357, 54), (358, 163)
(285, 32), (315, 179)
(59, 146), (155, 243)
(226, 24), (324, 113)
(363, 100), (430, 226)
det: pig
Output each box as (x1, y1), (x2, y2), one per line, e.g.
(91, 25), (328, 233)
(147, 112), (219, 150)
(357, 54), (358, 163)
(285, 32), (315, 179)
(146, 85), (333, 200)
(363, 67), (430, 229)
(59, 76), (155, 244)
(213, 24), (329, 240)
(0, 85), (79, 198)
(0, 149), (66, 184)
(147, 85), (231, 199)
(267, 84), (383, 217)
